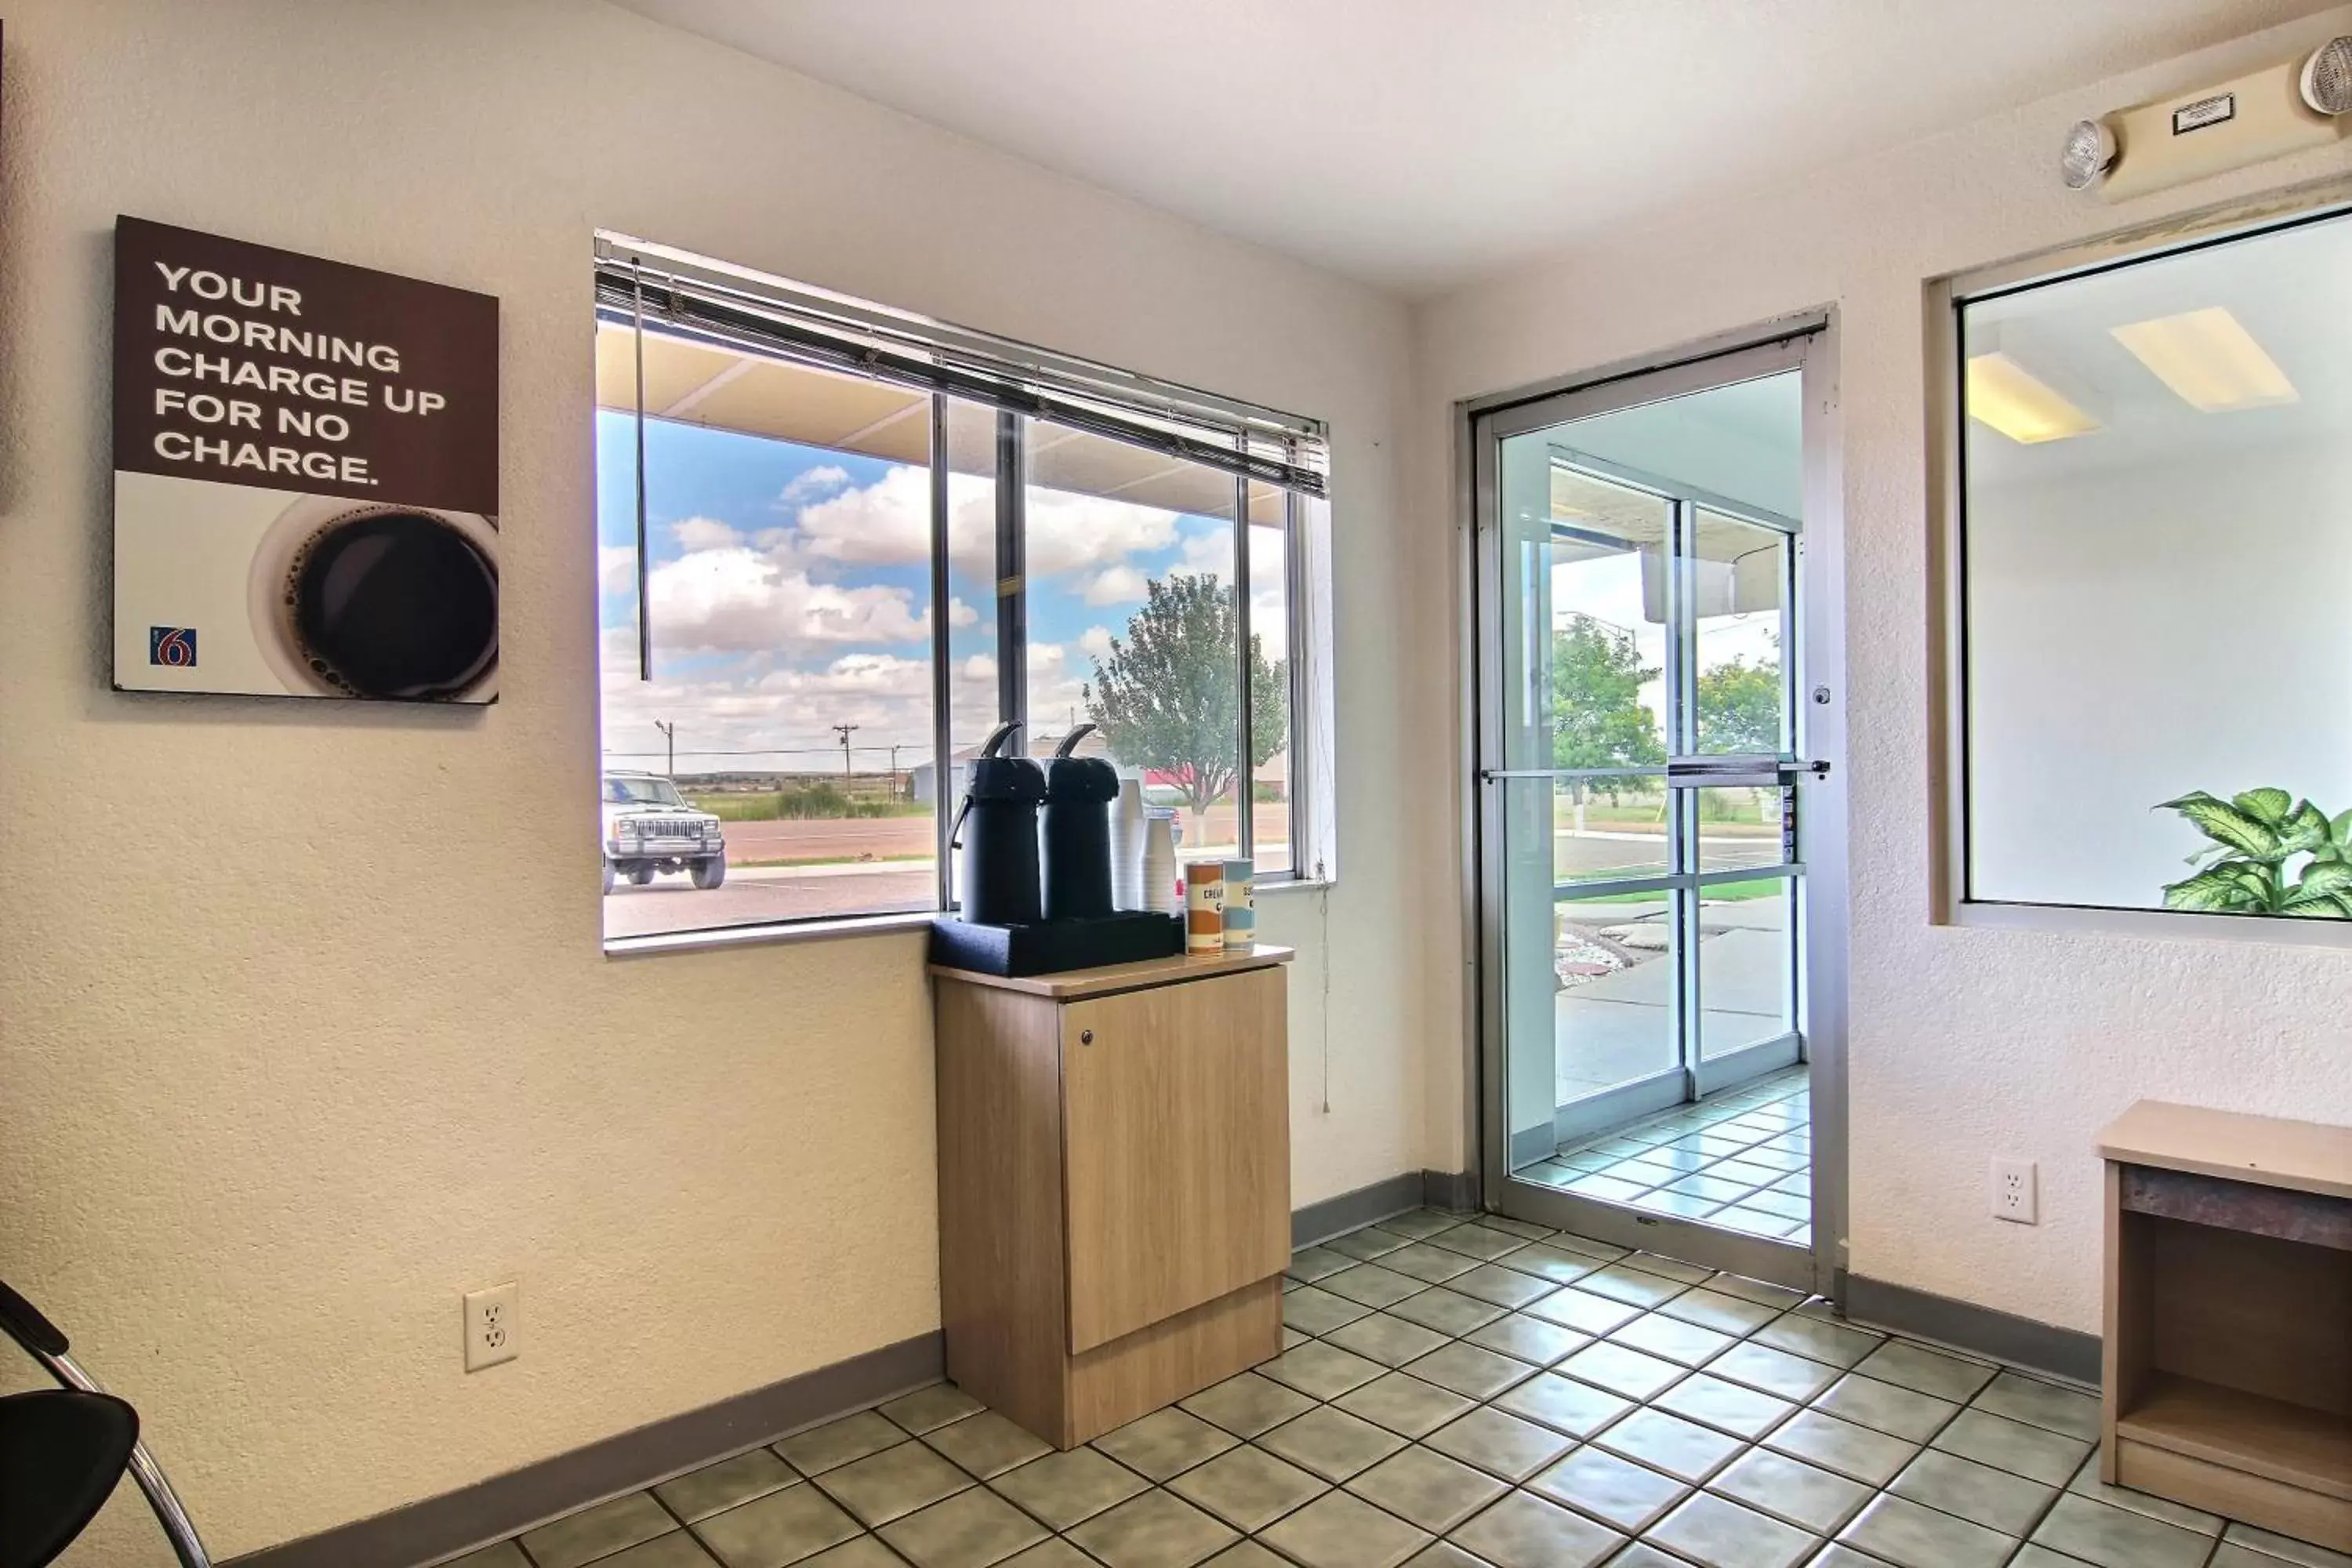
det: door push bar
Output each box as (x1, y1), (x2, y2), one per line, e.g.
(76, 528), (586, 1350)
(1664, 756), (1832, 789)
(1479, 759), (1831, 785)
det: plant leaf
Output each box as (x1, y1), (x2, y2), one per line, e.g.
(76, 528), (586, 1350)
(2227, 865), (2281, 907)
(2280, 800), (2332, 855)
(2234, 787), (2293, 826)
(2334, 808), (2352, 849)
(2281, 891), (2352, 919)
(2158, 794), (2282, 860)
(2163, 868), (2261, 911)
(2296, 862), (2352, 896)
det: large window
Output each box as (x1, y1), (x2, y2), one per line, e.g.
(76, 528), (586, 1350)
(1955, 205), (2352, 926)
(593, 238), (1326, 945)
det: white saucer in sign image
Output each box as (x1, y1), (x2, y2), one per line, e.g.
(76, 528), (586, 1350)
(111, 216), (500, 702)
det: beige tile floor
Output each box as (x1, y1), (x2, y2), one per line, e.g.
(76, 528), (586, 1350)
(1528, 1069), (1813, 1248)
(441, 1207), (2348, 1568)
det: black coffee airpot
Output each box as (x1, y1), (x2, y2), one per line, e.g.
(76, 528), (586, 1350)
(949, 722), (1120, 926)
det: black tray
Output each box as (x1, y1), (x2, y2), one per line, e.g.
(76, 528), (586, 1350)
(928, 911), (1184, 978)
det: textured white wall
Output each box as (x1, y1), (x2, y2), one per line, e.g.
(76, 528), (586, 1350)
(1415, 9), (2352, 1338)
(0, 1), (1424, 1557)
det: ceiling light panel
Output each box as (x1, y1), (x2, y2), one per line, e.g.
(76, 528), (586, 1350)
(2109, 307), (2297, 413)
(1965, 351), (2101, 444)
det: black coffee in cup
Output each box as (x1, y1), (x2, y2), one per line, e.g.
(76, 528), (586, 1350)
(286, 510), (498, 699)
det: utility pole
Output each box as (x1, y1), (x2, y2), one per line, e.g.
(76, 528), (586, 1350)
(832, 724), (859, 790)
(888, 743), (902, 801)
(653, 719), (676, 778)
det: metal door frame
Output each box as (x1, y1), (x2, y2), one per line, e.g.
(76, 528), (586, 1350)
(1468, 324), (1849, 1295)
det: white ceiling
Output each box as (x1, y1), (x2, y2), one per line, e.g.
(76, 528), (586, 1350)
(612, 0), (2332, 297)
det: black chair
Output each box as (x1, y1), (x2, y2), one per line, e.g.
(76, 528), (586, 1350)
(0, 1279), (212, 1567)
(0, 1388), (140, 1568)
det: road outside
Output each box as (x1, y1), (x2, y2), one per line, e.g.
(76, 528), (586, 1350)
(1552, 822), (1782, 880)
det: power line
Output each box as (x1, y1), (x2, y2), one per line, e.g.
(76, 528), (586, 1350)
(601, 743), (928, 760)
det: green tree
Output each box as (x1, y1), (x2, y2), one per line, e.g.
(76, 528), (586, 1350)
(1695, 655), (1782, 755)
(1086, 573), (1286, 831)
(1551, 614), (1662, 827)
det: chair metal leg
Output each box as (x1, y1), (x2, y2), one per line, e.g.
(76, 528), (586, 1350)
(34, 1348), (212, 1568)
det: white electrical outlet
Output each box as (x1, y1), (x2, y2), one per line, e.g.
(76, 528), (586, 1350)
(1991, 1159), (2038, 1225)
(463, 1282), (519, 1372)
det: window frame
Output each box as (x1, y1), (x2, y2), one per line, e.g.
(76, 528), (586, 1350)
(596, 246), (1329, 953)
(1931, 176), (2352, 947)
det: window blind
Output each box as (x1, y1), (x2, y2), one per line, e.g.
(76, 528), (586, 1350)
(593, 234), (1329, 498)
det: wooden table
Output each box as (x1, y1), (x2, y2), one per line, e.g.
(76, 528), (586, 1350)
(930, 946), (1293, 1448)
(2100, 1101), (2352, 1552)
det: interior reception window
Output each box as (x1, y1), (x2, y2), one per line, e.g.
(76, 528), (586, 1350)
(592, 238), (1328, 945)
(1957, 208), (2352, 925)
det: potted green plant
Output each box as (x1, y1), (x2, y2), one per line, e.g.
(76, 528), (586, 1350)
(2157, 788), (2352, 917)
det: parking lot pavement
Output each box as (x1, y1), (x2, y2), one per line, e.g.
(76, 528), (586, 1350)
(601, 864), (936, 940)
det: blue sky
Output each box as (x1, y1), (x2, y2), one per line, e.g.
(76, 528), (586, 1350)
(595, 412), (1279, 775)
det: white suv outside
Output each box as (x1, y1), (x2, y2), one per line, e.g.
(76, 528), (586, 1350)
(601, 772), (727, 893)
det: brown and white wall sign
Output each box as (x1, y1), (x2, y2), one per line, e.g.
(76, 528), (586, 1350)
(111, 216), (501, 702)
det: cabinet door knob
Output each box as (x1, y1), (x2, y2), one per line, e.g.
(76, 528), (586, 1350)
(1080, 1029), (1095, 1046)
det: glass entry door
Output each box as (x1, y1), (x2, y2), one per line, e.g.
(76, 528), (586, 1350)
(1474, 336), (1835, 1289)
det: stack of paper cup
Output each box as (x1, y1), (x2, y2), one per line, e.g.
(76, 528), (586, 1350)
(1221, 858), (1254, 949)
(1110, 777), (1146, 910)
(1184, 858), (1225, 955)
(1142, 815), (1181, 916)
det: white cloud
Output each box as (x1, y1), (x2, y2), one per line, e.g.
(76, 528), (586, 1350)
(788, 468), (1179, 586)
(1023, 488), (1178, 578)
(1078, 564), (1149, 606)
(646, 546), (927, 654)
(601, 633), (941, 771)
(756, 652), (932, 702)
(1252, 590), (1290, 661)
(1174, 531), (1232, 578)
(1167, 523), (1291, 593)
(598, 546), (638, 597)
(779, 464), (851, 506)
(793, 465), (934, 566)
(595, 463), (1239, 773)
(672, 515), (742, 553)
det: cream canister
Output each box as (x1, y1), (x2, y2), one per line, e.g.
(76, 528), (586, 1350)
(1221, 858), (1254, 949)
(1183, 857), (1225, 955)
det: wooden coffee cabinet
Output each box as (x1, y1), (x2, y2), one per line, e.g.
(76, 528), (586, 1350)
(930, 946), (1291, 1447)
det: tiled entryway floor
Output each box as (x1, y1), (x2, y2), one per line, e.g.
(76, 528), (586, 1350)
(445, 1205), (2344, 1568)
(1526, 1067), (1813, 1247)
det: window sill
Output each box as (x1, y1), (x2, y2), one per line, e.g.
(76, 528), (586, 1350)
(602, 878), (1337, 959)
(604, 909), (935, 959)
(1947, 898), (2352, 950)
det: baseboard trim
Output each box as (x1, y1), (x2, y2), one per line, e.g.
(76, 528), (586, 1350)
(1420, 1168), (1479, 1214)
(1842, 1272), (2101, 1387)
(226, 1332), (943, 1568)
(1290, 1173), (1424, 1247)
